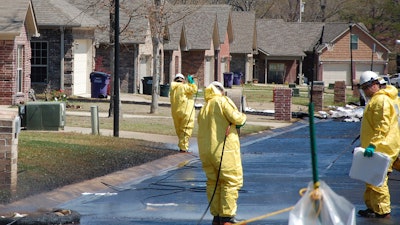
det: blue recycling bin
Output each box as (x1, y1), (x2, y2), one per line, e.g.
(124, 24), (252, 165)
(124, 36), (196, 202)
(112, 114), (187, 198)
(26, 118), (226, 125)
(233, 72), (243, 85)
(223, 72), (233, 88)
(90, 72), (110, 98)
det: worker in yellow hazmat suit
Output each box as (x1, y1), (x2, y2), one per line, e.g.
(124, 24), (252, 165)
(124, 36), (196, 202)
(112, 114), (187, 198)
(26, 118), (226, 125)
(197, 81), (247, 225)
(357, 71), (400, 219)
(169, 73), (198, 152)
(378, 78), (400, 129)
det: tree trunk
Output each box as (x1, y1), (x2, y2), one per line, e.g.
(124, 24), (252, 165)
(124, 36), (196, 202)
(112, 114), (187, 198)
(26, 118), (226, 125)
(149, 0), (165, 114)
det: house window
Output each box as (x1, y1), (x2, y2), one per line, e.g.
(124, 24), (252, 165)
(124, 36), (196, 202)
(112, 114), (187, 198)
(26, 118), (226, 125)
(31, 41), (48, 83)
(350, 34), (358, 50)
(17, 45), (24, 92)
(268, 63), (285, 84)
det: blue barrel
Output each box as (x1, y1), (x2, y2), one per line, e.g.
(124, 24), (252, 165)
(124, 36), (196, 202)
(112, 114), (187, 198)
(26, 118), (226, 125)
(90, 72), (111, 98)
(223, 72), (233, 88)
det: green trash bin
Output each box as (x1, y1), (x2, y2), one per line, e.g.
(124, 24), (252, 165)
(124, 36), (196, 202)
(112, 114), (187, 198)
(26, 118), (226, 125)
(292, 88), (300, 97)
(160, 84), (170, 97)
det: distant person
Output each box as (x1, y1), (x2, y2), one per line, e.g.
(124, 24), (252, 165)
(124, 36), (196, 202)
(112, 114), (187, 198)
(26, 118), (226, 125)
(357, 71), (400, 219)
(169, 73), (198, 153)
(197, 81), (247, 225)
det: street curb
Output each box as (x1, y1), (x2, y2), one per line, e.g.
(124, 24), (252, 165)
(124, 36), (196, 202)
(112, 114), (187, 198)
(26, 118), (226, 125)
(0, 153), (197, 214)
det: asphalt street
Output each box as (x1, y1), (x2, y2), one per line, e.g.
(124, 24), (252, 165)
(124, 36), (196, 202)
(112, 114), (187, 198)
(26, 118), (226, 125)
(59, 119), (400, 225)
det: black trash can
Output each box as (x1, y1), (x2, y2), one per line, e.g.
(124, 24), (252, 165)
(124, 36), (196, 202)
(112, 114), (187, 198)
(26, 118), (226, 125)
(223, 72), (233, 88)
(142, 76), (153, 95)
(160, 84), (170, 97)
(90, 72), (111, 98)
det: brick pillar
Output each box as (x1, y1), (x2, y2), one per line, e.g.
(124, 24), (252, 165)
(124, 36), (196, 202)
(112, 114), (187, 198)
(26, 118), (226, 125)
(333, 81), (346, 105)
(0, 111), (19, 199)
(311, 85), (324, 111)
(274, 87), (292, 121)
(352, 79), (360, 97)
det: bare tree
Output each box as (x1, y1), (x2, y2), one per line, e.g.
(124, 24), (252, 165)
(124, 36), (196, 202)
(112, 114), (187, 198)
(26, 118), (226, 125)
(147, 0), (166, 114)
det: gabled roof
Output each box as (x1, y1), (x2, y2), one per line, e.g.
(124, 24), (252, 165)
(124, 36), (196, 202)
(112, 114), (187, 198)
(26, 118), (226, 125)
(318, 22), (390, 53)
(0, 0), (38, 40)
(319, 22), (350, 44)
(65, 0), (149, 44)
(196, 5), (232, 44)
(163, 4), (187, 51)
(183, 10), (219, 50)
(32, 0), (98, 28)
(231, 11), (256, 54)
(164, 4), (230, 51)
(164, 5), (219, 51)
(256, 19), (324, 57)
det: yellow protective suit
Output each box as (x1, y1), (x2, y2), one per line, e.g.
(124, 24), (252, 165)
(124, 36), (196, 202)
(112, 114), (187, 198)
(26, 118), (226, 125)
(360, 84), (400, 215)
(197, 84), (247, 218)
(169, 80), (198, 151)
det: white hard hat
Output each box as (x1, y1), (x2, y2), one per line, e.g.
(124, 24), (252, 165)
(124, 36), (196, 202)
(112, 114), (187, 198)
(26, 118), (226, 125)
(174, 73), (185, 81)
(359, 71), (378, 86)
(211, 81), (225, 93)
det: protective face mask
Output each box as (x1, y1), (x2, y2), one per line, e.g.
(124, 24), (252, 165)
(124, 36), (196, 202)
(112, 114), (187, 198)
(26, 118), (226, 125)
(359, 89), (369, 105)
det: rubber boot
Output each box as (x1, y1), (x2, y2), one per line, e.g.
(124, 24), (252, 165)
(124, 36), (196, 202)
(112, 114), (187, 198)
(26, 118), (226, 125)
(219, 217), (246, 225)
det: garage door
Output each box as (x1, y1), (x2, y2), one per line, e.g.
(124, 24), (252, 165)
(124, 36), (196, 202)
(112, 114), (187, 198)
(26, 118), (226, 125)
(322, 63), (350, 85)
(355, 64), (384, 81)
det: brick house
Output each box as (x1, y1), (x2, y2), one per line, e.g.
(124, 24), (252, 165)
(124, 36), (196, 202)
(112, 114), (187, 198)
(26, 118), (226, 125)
(316, 22), (389, 86)
(255, 20), (389, 86)
(255, 19), (324, 84)
(28, 2), (237, 96)
(31, 0), (99, 96)
(22, 1), (390, 101)
(70, 0), (148, 94)
(0, 0), (38, 105)
(230, 11), (257, 84)
(164, 5), (231, 88)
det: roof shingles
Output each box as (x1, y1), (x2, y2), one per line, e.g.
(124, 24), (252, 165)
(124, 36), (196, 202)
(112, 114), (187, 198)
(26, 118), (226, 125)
(0, 0), (30, 34)
(257, 19), (324, 57)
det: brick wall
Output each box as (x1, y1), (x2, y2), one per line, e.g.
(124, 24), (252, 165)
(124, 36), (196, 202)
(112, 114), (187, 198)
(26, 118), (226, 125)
(311, 85), (324, 111)
(0, 25), (31, 105)
(321, 27), (388, 62)
(15, 26), (32, 105)
(0, 40), (14, 105)
(333, 81), (346, 105)
(274, 87), (292, 121)
(182, 51), (205, 86)
(0, 111), (19, 199)
(95, 44), (136, 93)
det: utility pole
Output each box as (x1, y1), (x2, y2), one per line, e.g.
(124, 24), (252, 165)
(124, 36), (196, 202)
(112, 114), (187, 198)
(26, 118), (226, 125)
(113, 0), (120, 137)
(349, 23), (354, 89)
(396, 40), (400, 73)
(299, 0), (305, 23)
(371, 43), (375, 71)
(320, 0), (326, 22)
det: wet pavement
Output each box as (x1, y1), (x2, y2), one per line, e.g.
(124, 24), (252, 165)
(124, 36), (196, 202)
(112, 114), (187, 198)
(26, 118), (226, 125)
(58, 119), (400, 225)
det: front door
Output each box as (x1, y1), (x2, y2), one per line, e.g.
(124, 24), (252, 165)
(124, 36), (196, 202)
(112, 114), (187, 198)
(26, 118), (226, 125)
(73, 39), (91, 96)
